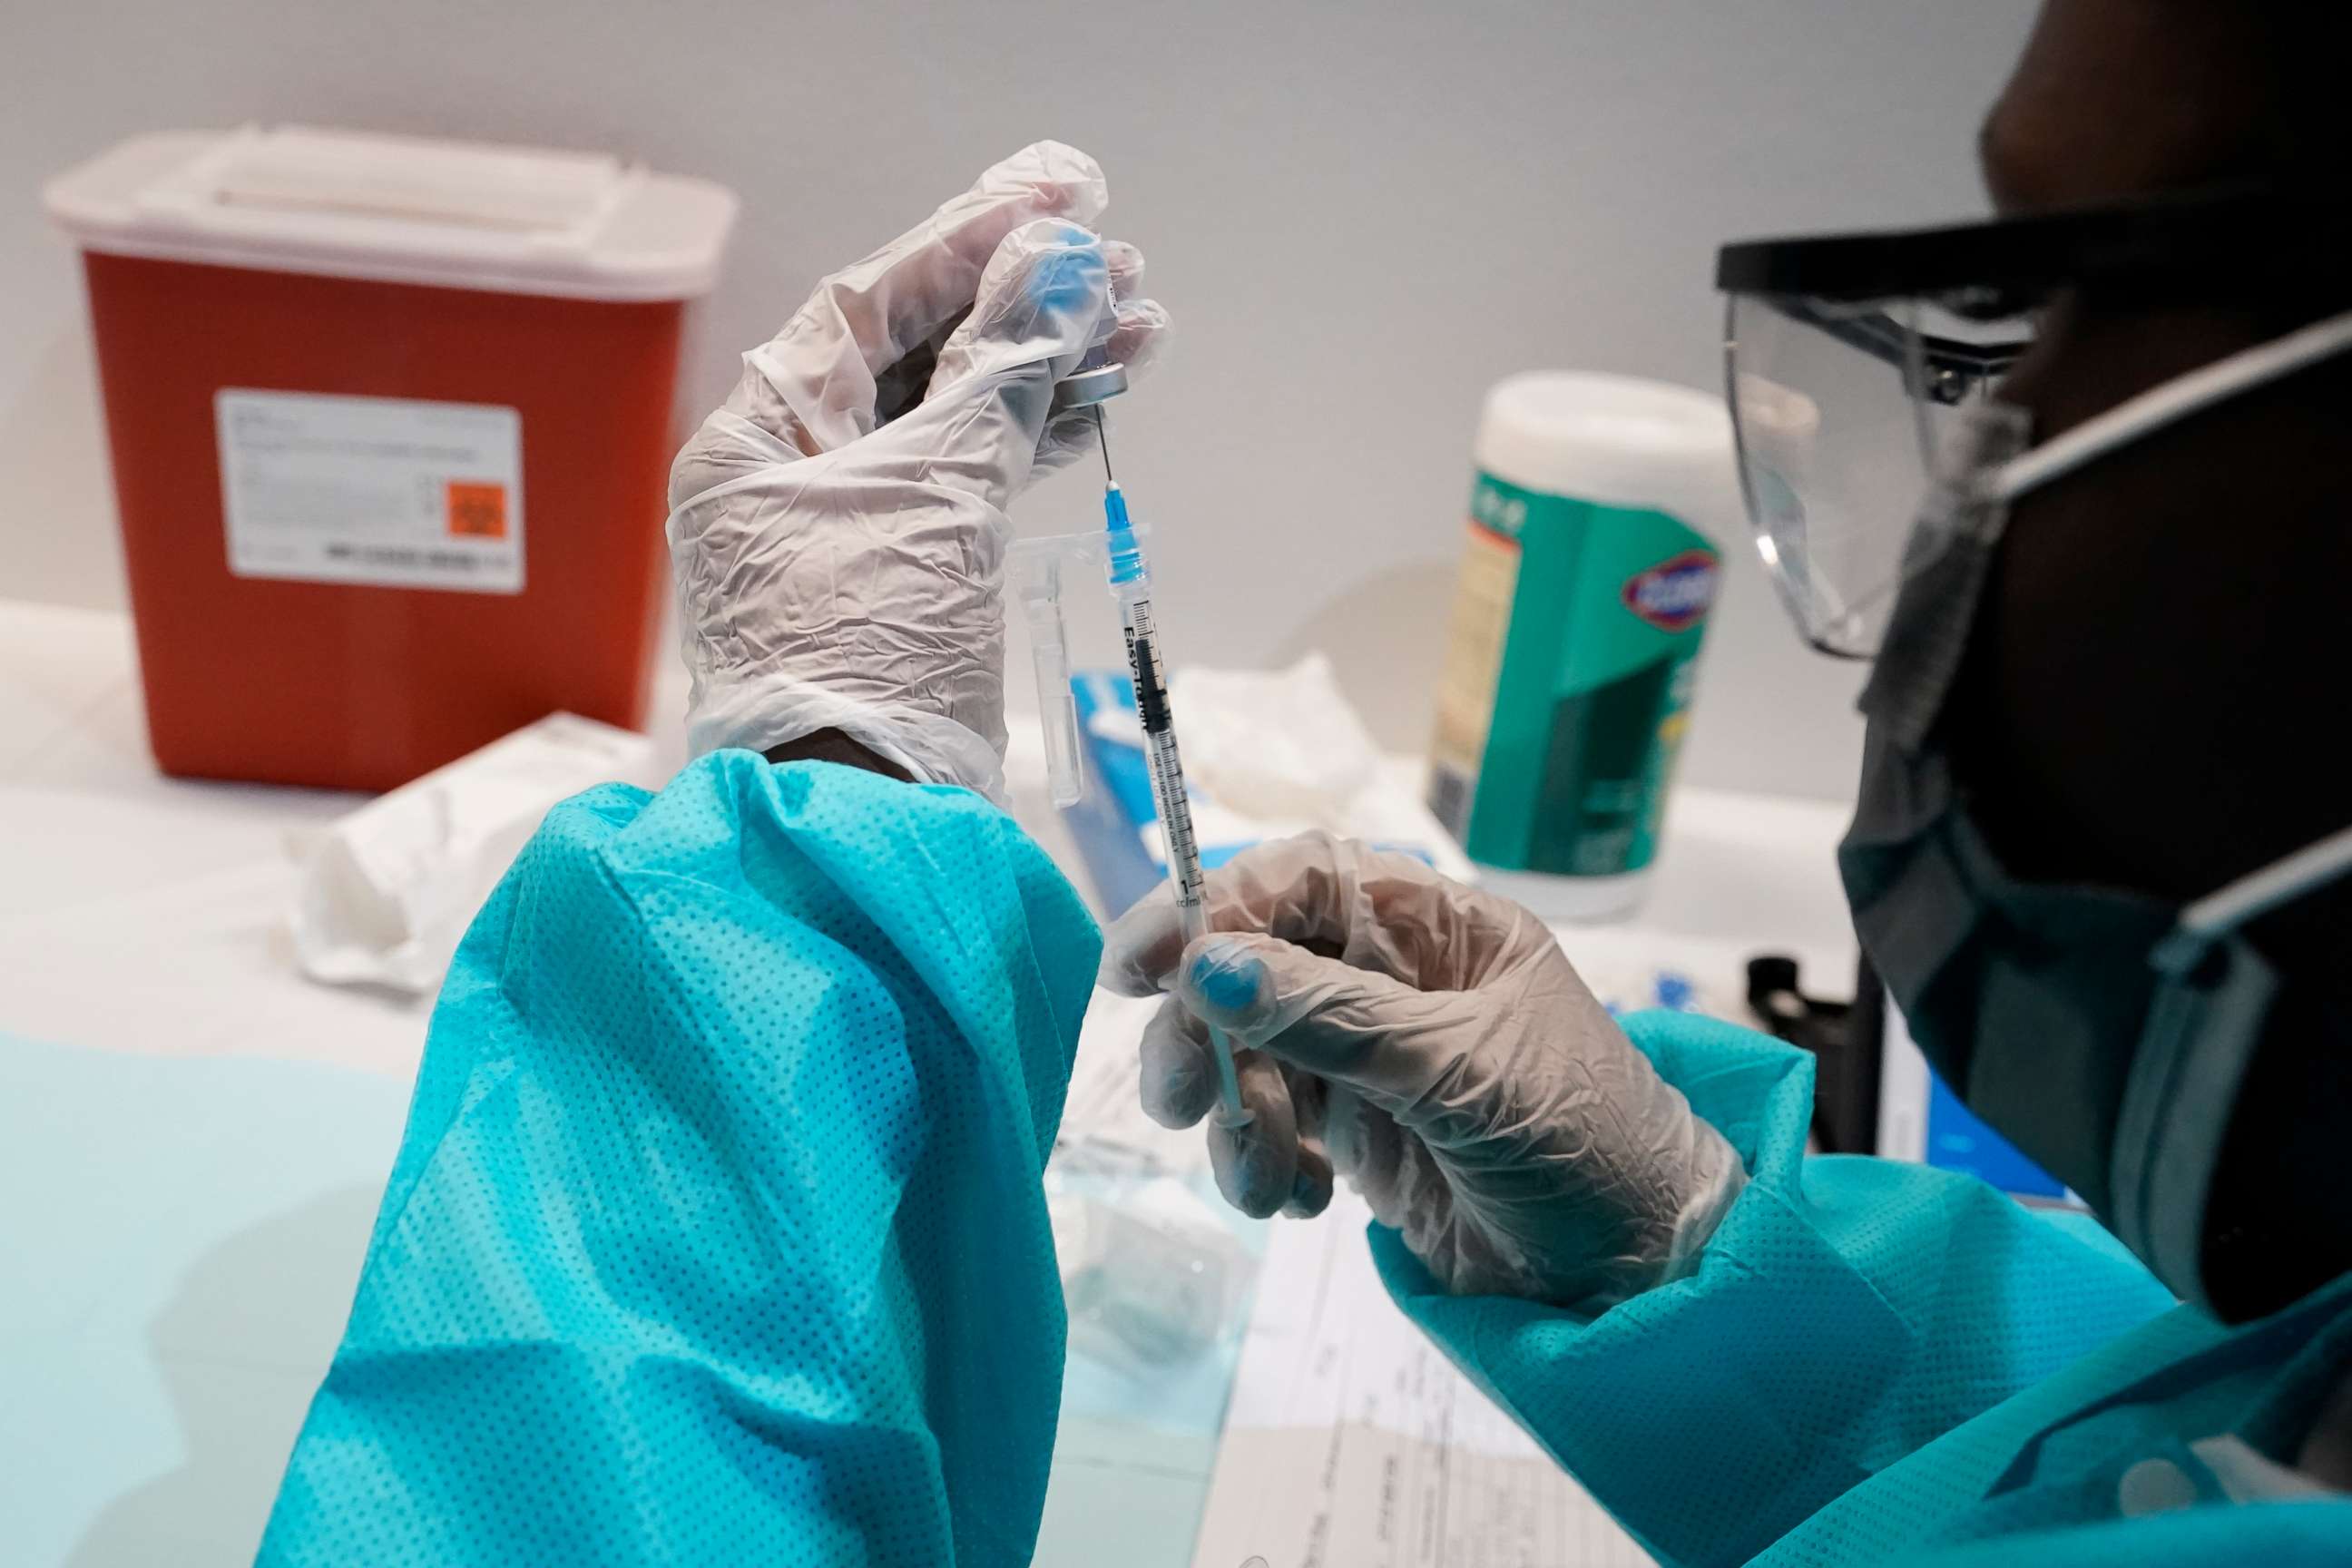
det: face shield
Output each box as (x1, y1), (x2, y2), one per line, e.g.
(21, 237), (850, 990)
(1722, 292), (2025, 657)
(1714, 187), (2318, 659)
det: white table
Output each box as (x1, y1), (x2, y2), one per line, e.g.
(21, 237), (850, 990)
(1, 599), (1859, 1072)
(0, 597), (1858, 1566)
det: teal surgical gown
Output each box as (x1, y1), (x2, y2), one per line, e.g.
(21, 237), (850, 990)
(259, 755), (1099, 1568)
(1382, 1009), (2352, 1566)
(260, 757), (2349, 1565)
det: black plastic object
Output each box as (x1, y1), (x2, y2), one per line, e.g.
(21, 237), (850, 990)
(1716, 181), (2344, 308)
(1746, 953), (1882, 1155)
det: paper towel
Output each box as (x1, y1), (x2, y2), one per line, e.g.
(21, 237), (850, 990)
(289, 713), (658, 995)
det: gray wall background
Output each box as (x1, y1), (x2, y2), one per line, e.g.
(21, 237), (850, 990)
(0, 0), (2039, 802)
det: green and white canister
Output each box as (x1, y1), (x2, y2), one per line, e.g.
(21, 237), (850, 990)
(1427, 372), (1736, 920)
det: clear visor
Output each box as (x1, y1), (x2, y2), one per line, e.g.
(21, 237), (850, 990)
(1725, 293), (2031, 657)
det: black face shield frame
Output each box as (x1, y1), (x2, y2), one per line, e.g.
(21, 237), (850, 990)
(1714, 185), (2339, 656)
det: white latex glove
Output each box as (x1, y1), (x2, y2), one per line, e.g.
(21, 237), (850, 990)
(1099, 834), (1749, 1307)
(667, 142), (1171, 799)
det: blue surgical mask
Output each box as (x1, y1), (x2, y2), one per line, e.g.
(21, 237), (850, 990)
(1838, 313), (2352, 1308)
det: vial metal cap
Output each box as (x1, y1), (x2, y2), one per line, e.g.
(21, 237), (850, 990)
(1051, 362), (1130, 412)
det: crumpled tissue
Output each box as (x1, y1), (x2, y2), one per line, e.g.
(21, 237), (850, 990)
(1166, 652), (1476, 882)
(289, 712), (657, 995)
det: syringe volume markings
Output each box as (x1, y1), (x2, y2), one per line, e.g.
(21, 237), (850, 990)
(1129, 637), (1172, 731)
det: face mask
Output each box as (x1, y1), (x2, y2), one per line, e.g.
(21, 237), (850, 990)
(1838, 309), (2352, 1307)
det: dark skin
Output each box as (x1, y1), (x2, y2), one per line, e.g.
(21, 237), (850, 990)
(1955, 0), (2351, 1324)
(766, 730), (915, 782)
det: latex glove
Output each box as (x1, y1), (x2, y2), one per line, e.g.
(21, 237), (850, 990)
(1099, 834), (1749, 1307)
(667, 142), (1171, 799)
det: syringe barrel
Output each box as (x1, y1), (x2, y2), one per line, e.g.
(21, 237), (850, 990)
(1176, 886), (1211, 943)
(1109, 553), (1251, 1127)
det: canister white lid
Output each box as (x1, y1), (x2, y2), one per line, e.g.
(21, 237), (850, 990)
(1474, 371), (1739, 531)
(45, 126), (737, 302)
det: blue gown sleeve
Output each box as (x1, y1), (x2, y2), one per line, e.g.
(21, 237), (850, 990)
(1374, 1010), (2180, 1568)
(257, 754), (1100, 1568)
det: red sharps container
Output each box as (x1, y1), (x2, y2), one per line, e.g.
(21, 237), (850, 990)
(44, 126), (737, 789)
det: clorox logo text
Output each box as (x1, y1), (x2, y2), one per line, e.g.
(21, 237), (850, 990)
(1622, 550), (1720, 632)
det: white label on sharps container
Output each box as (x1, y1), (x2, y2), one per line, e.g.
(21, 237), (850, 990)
(215, 389), (524, 593)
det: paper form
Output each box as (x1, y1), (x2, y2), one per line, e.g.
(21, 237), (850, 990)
(1188, 1191), (1652, 1568)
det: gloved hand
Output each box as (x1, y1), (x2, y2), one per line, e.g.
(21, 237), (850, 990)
(1099, 835), (1749, 1307)
(667, 142), (1171, 800)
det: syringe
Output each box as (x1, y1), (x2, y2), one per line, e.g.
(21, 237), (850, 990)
(1086, 402), (1252, 1129)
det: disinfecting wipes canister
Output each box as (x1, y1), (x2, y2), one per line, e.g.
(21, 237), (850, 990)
(1427, 373), (1739, 920)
